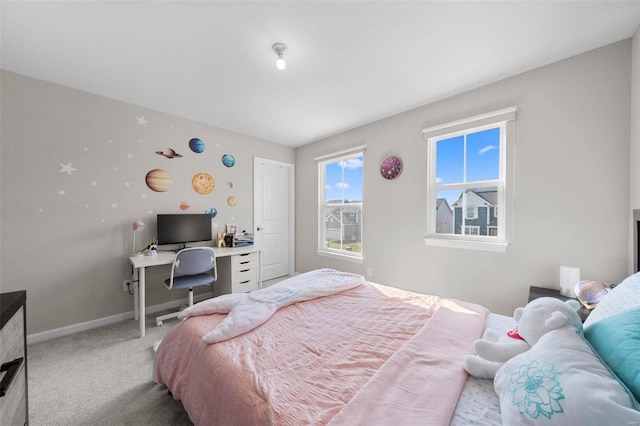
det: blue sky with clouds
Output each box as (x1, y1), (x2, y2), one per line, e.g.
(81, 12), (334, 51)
(436, 127), (500, 204)
(325, 156), (364, 202)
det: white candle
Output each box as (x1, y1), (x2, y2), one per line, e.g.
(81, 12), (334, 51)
(560, 266), (580, 298)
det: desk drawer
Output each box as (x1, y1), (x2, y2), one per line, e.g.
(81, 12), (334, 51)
(232, 278), (259, 293)
(232, 259), (257, 274)
(231, 252), (257, 267)
(232, 267), (257, 284)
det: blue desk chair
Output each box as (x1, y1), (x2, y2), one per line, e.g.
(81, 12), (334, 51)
(155, 247), (217, 326)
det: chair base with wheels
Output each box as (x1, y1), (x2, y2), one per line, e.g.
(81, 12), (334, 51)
(155, 247), (217, 327)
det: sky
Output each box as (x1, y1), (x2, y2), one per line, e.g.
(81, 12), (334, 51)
(324, 156), (363, 202)
(435, 127), (500, 204)
(322, 127), (498, 205)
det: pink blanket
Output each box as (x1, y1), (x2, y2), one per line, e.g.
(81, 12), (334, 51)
(328, 298), (489, 426)
(154, 282), (488, 425)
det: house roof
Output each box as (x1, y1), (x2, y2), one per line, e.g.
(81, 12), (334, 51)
(475, 190), (498, 205)
(436, 198), (452, 213)
(451, 190), (498, 207)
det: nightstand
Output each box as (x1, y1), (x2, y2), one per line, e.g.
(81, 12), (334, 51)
(528, 286), (591, 322)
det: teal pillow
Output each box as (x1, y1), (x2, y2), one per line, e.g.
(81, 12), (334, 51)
(585, 306), (640, 403)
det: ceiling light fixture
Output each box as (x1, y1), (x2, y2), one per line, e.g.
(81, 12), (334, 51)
(272, 43), (288, 70)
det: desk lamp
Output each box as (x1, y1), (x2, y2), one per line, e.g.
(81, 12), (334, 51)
(132, 220), (145, 255)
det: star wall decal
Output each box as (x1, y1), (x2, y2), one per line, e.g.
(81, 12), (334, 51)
(59, 162), (78, 175)
(136, 116), (149, 127)
(58, 190), (66, 196)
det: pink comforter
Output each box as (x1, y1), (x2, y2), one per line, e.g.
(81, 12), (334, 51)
(154, 282), (488, 425)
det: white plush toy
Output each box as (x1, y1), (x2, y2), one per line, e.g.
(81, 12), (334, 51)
(464, 297), (581, 379)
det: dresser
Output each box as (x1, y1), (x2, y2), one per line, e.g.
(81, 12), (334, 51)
(0, 291), (28, 425)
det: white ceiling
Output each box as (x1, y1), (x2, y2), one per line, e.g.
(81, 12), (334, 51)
(2, 1), (639, 147)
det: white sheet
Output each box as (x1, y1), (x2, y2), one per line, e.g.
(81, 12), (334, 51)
(450, 312), (515, 425)
(177, 269), (364, 343)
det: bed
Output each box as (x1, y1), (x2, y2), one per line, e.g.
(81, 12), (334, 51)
(154, 269), (640, 425)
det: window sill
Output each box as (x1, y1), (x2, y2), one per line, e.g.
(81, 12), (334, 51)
(424, 237), (509, 253)
(316, 250), (363, 264)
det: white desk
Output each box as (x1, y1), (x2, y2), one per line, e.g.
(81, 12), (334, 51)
(129, 246), (262, 337)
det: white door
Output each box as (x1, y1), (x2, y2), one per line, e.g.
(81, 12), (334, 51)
(254, 158), (294, 281)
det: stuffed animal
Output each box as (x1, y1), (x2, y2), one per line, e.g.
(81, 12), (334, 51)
(464, 297), (581, 379)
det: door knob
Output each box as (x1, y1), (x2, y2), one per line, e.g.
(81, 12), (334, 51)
(257, 227), (264, 231)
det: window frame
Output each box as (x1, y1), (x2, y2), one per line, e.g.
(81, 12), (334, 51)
(423, 107), (516, 252)
(316, 146), (365, 263)
(466, 206), (478, 220)
(464, 226), (480, 236)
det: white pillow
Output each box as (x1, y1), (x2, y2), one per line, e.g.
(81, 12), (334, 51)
(583, 272), (640, 328)
(494, 327), (640, 425)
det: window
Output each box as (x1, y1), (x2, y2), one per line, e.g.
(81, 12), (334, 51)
(464, 226), (480, 236)
(423, 107), (516, 252)
(466, 207), (477, 219)
(316, 146), (365, 262)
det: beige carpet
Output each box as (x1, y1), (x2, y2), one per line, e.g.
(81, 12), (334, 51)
(28, 315), (193, 426)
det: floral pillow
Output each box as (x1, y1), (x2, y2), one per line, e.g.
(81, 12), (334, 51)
(494, 326), (640, 424)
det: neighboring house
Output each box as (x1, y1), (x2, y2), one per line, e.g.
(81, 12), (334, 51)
(451, 190), (498, 236)
(325, 201), (362, 243)
(436, 198), (453, 234)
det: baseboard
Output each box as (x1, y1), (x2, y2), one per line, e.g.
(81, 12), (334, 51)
(27, 311), (134, 345)
(26, 295), (208, 345)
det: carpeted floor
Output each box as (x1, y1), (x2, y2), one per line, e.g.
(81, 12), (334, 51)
(27, 315), (193, 426)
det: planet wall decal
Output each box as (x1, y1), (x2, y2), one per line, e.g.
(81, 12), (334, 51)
(155, 148), (183, 158)
(189, 138), (205, 154)
(145, 169), (173, 192)
(380, 156), (403, 180)
(179, 201), (190, 210)
(227, 196), (237, 206)
(226, 181), (233, 189)
(205, 207), (218, 218)
(221, 154), (235, 168)
(192, 172), (215, 195)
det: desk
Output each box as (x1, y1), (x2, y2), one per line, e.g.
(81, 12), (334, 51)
(129, 246), (262, 337)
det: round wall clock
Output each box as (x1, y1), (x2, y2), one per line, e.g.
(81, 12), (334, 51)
(380, 156), (403, 180)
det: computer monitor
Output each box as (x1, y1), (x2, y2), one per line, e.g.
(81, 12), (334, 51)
(156, 214), (212, 246)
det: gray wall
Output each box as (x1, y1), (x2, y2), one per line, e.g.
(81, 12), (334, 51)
(0, 71), (295, 334)
(296, 40), (633, 316)
(1, 36), (636, 335)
